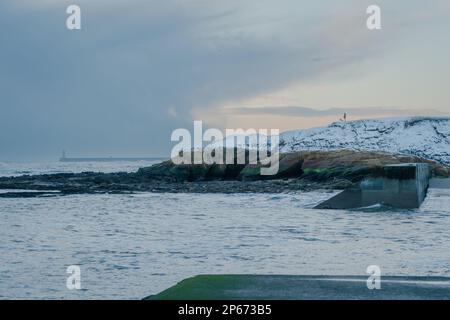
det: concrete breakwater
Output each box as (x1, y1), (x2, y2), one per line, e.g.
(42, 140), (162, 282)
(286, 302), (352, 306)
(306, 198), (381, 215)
(315, 163), (432, 209)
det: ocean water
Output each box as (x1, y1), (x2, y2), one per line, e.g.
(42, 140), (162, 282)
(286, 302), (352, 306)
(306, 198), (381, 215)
(0, 160), (162, 177)
(1, 162), (450, 299)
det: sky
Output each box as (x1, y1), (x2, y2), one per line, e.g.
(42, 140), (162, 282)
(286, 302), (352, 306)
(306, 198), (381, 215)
(0, 0), (449, 160)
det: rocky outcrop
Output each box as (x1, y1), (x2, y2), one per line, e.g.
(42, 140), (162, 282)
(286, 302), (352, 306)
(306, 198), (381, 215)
(298, 150), (449, 181)
(0, 150), (448, 197)
(155, 150), (448, 182)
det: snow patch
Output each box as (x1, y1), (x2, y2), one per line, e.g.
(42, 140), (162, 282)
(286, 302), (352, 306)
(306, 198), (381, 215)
(280, 117), (450, 165)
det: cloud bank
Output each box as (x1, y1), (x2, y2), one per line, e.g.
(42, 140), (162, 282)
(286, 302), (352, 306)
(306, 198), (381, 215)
(220, 106), (448, 118)
(0, 0), (448, 160)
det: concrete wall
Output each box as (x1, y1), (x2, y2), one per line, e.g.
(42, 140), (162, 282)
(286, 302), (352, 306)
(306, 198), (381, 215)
(316, 163), (431, 209)
(360, 164), (430, 209)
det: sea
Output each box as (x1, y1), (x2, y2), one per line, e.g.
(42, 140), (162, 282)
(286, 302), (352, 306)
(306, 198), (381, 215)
(1, 161), (450, 299)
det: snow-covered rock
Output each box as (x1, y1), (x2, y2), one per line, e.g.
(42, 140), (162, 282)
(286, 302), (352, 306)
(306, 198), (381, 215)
(280, 117), (450, 166)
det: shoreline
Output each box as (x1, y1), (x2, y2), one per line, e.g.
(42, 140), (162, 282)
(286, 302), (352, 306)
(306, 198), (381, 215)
(0, 150), (448, 198)
(0, 178), (351, 198)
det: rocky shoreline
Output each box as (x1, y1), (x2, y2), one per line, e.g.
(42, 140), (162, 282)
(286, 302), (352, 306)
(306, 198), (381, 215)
(0, 178), (354, 198)
(0, 150), (448, 198)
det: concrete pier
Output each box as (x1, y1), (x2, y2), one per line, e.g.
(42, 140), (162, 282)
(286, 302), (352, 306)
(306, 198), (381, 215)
(315, 163), (431, 209)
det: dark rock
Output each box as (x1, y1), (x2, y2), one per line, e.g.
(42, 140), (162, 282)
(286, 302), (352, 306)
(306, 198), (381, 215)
(206, 164), (227, 180)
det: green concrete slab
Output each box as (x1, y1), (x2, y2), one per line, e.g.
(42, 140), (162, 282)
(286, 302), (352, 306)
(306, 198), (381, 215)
(144, 275), (450, 300)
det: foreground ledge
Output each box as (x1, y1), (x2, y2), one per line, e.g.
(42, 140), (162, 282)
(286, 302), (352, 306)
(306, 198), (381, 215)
(144, 274), (450, 300)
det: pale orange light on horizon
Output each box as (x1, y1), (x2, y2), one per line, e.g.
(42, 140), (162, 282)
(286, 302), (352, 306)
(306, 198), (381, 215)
(192, 108), (410, 133)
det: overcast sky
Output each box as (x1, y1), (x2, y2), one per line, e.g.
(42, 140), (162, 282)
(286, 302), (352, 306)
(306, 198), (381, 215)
(1, 0), (449, 160)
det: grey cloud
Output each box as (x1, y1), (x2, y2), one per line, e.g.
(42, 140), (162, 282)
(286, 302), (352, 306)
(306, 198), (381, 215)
(0, 0), (444, 160)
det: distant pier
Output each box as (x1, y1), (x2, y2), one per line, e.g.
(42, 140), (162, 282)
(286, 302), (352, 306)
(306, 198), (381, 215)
(60, 157), (167, 162)
(59, 151), (167, 162)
